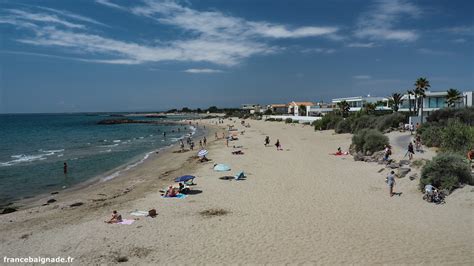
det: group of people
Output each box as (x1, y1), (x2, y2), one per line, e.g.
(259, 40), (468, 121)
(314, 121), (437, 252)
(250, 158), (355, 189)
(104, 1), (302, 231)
(263, 136), (282, 151)
(163, 182), (189, 197)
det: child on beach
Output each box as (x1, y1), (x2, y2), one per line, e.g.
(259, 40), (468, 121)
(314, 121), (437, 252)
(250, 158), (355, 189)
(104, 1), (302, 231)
(105, 210), (122, 224)
(264, 136), (270, 146)
(275, 139), (282, 151)
(386, 171), (396, 197)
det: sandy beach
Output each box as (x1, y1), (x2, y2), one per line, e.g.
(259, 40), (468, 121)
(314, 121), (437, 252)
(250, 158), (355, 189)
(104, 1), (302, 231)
(0, 119), (472, 265)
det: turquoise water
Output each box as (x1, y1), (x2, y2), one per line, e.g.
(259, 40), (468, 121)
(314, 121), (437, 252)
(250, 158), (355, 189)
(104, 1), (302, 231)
(0, 114), (202, 206)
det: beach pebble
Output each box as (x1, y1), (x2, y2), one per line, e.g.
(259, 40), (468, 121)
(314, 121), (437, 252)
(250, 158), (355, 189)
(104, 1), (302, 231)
(47, 199), (57, 204)
(51, 191), (59, 195)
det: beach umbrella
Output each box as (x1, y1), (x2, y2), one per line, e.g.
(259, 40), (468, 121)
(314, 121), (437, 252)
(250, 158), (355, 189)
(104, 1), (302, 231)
(213, 164), (231, 172)
(198, 149), (208, 157)
(175, 175), (196, 182)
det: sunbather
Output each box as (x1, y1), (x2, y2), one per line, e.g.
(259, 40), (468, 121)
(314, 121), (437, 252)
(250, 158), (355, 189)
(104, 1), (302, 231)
(105, 210), (123, 224)
(232, 150), (244, 155)
(164, 185), (178, 197)
(178, 182), (190, 194)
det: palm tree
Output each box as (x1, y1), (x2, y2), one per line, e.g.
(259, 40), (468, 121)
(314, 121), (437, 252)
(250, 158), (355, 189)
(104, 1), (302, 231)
(407, 89), (414, 115)
(363, 102), (376, 115)
(446, 88), (462, 107)
(414, 77), (431, 123)
(337, 101), (350, 118)
(390, 93), (402, 112)
(298, 104), (307, 116)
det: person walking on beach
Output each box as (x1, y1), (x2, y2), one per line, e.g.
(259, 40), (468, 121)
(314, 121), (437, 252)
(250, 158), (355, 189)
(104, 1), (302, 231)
(264, 136), (270, 146)
(409, 123), (414, 135)
(199, 140), (202, 148)
(275, 139), (282, 151)
(63, 162), (68, 175)
(386, 171), (396, 197)
(215, 132), (218, 140)
(408, 142), (415, 160)
(203, 137), (207, 147)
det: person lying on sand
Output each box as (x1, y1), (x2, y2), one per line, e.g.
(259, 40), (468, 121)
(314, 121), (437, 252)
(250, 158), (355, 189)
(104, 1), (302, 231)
(105, 210), (122, 224)
(164, 186), (178, 197)
(232, 150), (244, 155)
(178, 182), (190, 194)
(200, 156), (210, 162)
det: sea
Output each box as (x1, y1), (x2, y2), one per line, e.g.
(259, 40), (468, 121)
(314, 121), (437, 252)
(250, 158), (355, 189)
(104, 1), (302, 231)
(0, 113), (203, 206)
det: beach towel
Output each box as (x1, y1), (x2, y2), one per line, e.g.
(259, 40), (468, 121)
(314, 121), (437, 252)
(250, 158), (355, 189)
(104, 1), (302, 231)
(162, 194), (187, 199)
(234, 171), (245, 180)
(130, 211), (149, 216)
(117, 219), (135, 225)
(330, 152), (349, 156)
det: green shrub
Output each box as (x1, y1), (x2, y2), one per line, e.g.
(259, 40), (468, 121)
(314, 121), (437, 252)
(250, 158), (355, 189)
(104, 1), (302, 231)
(302, 122), (311, 125)
(420, 153), (472, 192)
(427, 107), (474, 126)
(292, 120), (300, 124)
(363, 130), (389, 153)
(375, 112), (405, 131)
(265, 118), (275, 121)
(335, 119), (352, 133)
(352, 129), (389, 153)
(275, 118), (283, 122)
(351, 115), (377, 133)
(440, 119), (474, 154)
(285, 118), (293, 123)
(313, 113), (341, 130)
(419, 124), (443, 147)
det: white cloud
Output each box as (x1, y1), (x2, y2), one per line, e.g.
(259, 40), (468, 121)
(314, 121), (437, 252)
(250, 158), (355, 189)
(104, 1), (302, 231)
(2, 0), (339, 66)
(353, 75), (372, 79)
(355, 0), (420, 42)
(347, 42), (376, 48)
(5, 9), (85, 29)
(184, 68), (223, 73)
(37, 7), (108, 27)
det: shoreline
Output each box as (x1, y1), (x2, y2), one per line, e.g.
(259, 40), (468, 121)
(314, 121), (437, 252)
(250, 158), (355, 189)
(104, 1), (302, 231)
(3, 119), (213, 211)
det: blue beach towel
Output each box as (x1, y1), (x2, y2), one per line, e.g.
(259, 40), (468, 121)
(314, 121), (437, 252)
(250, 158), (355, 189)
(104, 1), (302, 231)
(162, 194), (187, 199)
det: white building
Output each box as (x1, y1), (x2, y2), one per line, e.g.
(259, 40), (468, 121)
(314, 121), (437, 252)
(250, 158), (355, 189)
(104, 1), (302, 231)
(398, 91), (473, 121)
(331, 96), (391, 112)
(241, 104), (261, 114)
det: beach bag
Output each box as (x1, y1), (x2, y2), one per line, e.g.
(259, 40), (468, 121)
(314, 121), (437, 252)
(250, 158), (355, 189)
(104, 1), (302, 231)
(148, 209), (157, 218)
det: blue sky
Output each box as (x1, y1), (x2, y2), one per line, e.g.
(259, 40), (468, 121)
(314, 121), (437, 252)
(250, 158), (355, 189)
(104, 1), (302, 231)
(0, 0), (473, 113)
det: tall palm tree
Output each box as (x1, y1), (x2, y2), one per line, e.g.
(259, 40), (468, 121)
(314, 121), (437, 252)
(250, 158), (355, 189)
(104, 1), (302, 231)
(298, 104), (307, 116)
(390, 92), (402, 112)
(337, 101), (350, 118)
(414, 77), (431, 123)
(446, 88), (462, 107)
(407, 89), (414, 115)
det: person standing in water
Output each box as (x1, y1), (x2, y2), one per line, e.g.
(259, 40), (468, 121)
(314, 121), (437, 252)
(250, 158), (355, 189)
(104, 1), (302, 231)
(163, 132), (166, 138)
(63, 162), (68, 175)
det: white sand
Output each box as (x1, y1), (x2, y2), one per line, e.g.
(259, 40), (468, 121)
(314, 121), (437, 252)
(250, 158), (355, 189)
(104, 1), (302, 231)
(0, 119), (472, 264)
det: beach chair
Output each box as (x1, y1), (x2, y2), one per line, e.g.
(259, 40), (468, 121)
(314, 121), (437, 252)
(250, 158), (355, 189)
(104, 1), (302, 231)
(234, 171), (245, 180)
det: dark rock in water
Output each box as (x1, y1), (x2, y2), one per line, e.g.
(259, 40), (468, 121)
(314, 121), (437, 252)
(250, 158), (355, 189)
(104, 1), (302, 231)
(398, 167), (411, 178)
(1, 207), (18, 214)
(145, 114), (167, 118)
(51, 192), (59, 195)
(47, 199), (57, 204)
(70, 202), (83, 207)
